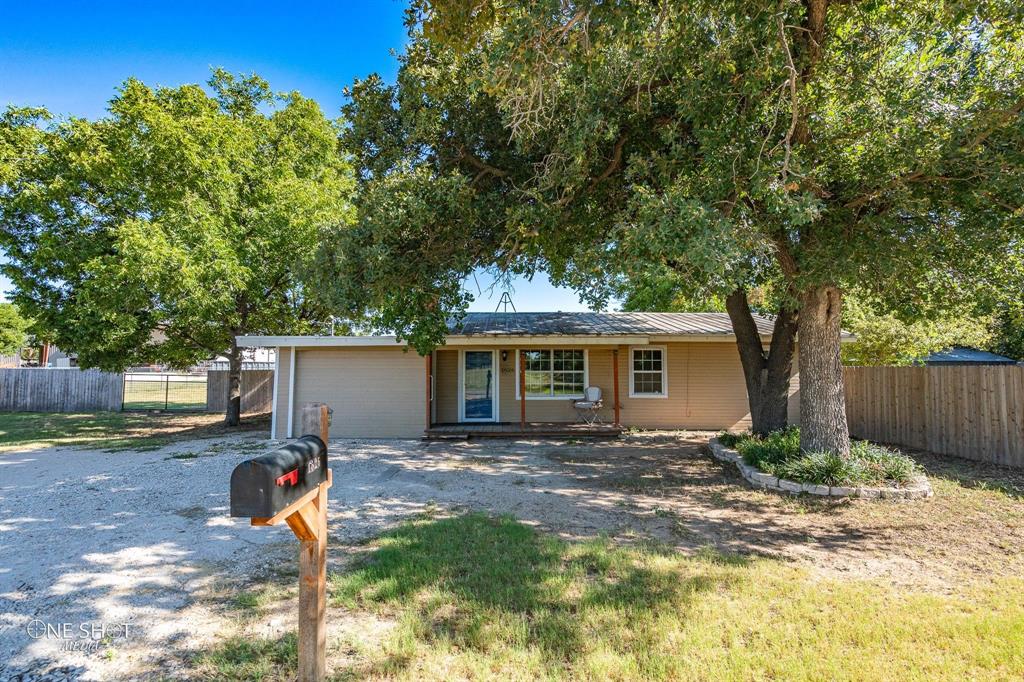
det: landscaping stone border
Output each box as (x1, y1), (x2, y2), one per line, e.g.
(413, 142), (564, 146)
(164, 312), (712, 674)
(707, 438), (933, 500)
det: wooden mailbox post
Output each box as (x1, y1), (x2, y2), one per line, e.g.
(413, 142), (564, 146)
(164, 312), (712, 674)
(230, 403), (333, 682)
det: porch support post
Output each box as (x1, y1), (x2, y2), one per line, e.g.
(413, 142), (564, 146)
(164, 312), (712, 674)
(519, 350), (526, 428)
(287, 348), (296, 438)
(612, 347), (621, 427)
(424, 353), (432, 431)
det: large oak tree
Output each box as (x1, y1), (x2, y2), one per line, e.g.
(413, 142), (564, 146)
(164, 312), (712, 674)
(329, 0), (1022, 454)
(0, 71), (354, 424)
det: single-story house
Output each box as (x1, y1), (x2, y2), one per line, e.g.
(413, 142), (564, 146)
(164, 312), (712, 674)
(237, 312), (805, 440)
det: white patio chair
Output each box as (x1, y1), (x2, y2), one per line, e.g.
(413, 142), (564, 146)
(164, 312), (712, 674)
(573, 386), (604, 424)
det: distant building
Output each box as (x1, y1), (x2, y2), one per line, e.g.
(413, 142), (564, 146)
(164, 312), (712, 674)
(196, 347), (276, 372)
(47, 346), (78, 367)
(0, 343), (77, 368)
(922, 346), (1018, 366)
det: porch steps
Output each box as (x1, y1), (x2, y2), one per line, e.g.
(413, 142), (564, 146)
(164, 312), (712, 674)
(422, 433), (470, 441)
(424, 422), (623, 440)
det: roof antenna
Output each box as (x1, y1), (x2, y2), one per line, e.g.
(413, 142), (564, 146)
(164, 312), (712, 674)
(495, 291), (517, 313)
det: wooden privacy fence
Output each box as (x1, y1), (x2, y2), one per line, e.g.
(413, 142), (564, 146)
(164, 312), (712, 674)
(0, 368), (124, 412)
(844, 365), (1024, 468)
(206, 369), (274, 414)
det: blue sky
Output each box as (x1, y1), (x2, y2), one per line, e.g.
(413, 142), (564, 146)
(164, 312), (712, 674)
(0, 1), (596, 312)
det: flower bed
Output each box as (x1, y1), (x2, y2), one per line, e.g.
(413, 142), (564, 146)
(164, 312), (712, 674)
(709, 429), (932, 499)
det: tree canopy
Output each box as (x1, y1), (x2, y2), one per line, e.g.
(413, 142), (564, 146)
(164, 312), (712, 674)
(0, 70), (355, 423)
(840, 297), (994, 366)
(0, 302), (29, 356)
(329, 0), (1024, 453)
(992, 302), (1024, 361)
(620, 276), (1004, 366)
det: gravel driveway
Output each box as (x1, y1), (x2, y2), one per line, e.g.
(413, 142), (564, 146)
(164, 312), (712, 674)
(0, 433), (694, 681)
(2, 430), (1020, 680)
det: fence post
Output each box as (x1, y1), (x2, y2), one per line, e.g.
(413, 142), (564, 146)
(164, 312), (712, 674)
(298, 403), (332, 682)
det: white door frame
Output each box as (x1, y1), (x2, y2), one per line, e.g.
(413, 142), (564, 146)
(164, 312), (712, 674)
(457, 349), (499, 422)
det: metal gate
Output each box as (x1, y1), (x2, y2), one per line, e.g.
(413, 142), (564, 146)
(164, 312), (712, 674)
(122, 373), (208, 411)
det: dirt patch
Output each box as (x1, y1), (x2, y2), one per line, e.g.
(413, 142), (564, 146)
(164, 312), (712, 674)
(88, 412), (271, 450)
(541, 434), (1024, 591)
(316, 433), (1023, 592)
(1, 430), (1021, 679)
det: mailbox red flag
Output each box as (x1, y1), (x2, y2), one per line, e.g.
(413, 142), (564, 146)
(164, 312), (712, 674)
(275, 468), (299, 487)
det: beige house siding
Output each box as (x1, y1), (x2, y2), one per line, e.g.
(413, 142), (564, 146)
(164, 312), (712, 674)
(613, 342), (751, 430)
(431, 341), (779, 431)
(614, 341), (799, 430)
(272, 347), (292, 439)
(288, 347), (426, 439)
(434, 349), (459, 423)
(271, 339), (800, 438)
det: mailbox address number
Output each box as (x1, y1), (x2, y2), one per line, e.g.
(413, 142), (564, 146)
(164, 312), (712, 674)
(274, 456), (321, 488)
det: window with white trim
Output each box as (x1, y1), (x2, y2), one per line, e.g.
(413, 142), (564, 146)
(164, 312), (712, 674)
(516, 349), (586, 398)
(630, 346), (667, 397)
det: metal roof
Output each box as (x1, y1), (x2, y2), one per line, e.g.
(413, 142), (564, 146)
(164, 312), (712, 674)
(923, 346), (1018, 365)
(237, 311), (857, 347)
(448, 312), (776, 337)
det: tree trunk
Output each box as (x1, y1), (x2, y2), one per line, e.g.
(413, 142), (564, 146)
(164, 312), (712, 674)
(797, 285), (850, 455)
(726, 289), (797, 436)
(224, 340), (242, 427)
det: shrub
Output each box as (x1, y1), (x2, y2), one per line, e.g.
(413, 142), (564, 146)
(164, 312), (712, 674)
(775, 451), (865, 487)
(720, 428), (918, 487)
(716, 431), (746, 448)
(736, 428), (800, 472)
(849, 440), (919, 485)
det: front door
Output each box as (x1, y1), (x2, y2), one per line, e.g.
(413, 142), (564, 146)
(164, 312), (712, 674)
(461, 350), (497, 421)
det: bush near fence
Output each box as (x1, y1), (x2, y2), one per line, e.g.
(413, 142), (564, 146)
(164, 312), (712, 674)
(206, 369), (274, 414)
(0, 368), (123, 412)
(844, 365), (1024, 468)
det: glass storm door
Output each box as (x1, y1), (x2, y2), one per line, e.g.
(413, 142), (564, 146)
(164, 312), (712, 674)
(462, 351), (496, 421)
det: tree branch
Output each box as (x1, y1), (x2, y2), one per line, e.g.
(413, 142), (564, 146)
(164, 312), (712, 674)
(726, 288), (768, 369)
(555, 9), (589, 42)
(592, 132), (628, 186)
(772, 234), (799, 279)
(965, 95), (1024, 150)
(154, 323), (220, 355)
(456, 145), (508, 180)
(777, 18), (800, 185)
(801, 0), (829, 80)
(844, 97), (1023, 211)
(620, 78), (672, 106)
(844, 173), (980, 210)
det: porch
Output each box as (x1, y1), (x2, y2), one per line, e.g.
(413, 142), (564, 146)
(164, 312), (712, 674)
(425, 421), (623, 439)
(424, 346), (624, 437)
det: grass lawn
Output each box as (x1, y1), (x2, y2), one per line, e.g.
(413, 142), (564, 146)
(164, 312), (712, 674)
(0, 411), (268, 452)
(199, 513), (1024, 681)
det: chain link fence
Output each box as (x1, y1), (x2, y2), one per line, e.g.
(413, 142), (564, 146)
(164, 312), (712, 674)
(122, 373), (207, 411)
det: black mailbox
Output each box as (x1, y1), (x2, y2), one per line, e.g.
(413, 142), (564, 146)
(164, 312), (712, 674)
(230, 435), (329, 518)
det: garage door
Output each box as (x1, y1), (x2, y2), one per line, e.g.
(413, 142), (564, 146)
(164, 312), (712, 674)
(291, 348), (426, 439)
